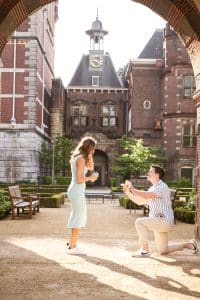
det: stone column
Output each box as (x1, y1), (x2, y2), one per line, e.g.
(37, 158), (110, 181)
(188, 40), (200, 239)
(194, 90), (200, 239)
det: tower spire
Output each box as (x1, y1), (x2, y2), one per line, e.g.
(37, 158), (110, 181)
(96, 8), (98, 20)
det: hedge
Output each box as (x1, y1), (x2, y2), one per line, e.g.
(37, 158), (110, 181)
(119, 196), (142, 210)
(43, 176), (71, 185)
(0, 189), (11, 218)
(174, 207), (195, 224)
(40, 193), (65, 208)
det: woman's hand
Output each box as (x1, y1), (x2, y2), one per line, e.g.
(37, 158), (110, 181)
(90, 172), (99, 182)
(125, 180), (133, 189)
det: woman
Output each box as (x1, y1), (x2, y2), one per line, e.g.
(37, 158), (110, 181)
(67, 136), (98, 255)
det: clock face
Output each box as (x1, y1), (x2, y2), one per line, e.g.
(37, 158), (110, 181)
(90, 54), (103, 68)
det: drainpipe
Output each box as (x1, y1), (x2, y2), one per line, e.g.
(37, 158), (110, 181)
(41, 9), (47, 130)
(125, 91), (129, 140)
(10, 31), (16, 127)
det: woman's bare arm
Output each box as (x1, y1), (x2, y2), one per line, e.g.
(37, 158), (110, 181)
(76, 157), (96, 183)
(87, 154), (94, 171)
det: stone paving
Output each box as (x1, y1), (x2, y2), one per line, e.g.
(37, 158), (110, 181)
(0, 198), (200, 300)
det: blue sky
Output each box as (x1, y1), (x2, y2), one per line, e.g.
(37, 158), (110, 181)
(54, 0), (166, 86)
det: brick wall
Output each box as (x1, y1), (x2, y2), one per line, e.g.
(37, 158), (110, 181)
(0, 3), (57, 182)
(66, 89), (127, 139)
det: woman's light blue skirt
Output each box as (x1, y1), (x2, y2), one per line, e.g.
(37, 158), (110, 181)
(67, 183), (87, 228)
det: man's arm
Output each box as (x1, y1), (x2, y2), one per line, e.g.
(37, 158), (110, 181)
(124, 180), (158, 200)
(122, 184), (148, 205)
(130, 187), (158, 200)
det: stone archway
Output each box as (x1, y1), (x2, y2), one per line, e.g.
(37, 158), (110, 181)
(0, 0), (200, 237)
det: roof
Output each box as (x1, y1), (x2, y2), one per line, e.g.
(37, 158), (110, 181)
(138, 29), (164, 59)
(68, 53), (123, 88)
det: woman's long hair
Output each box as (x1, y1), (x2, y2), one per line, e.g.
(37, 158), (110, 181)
(70, 136), (96, 164)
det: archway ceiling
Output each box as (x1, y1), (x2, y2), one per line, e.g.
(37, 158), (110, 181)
(0, 0), (199, 54)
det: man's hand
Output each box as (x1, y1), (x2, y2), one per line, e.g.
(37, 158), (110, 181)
(120, 182), (130, 193)
(125, 180), (133, 189)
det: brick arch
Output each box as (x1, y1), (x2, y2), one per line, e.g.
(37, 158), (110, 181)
(133, 0), (200, 44)
(0, 1), (199, 53)
(0, 0), (55, 52)
(0, 0), (199, 89)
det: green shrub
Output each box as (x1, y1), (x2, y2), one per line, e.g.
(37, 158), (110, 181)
(109, 177), (116, 188)
(56, 176), (71, 185)
(119, 196), (142, 210)
(111, 186), (123, 193)
(173, 200), (187, 208)
(43, 176), (52, 184)
(40, 193), (64, 208)
(174, 207), (195, 224)
(0, 189), (11, 218)
(186, 191), (196, 211)
(166, 177), (192, 188)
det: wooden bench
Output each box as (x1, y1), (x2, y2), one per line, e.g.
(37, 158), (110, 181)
(8, 185), (40, 219)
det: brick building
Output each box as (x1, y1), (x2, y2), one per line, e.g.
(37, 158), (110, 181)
(0, 2), (58, 182)
(125, 24), (196, 183)
(0, 9), (196, 186)
(52, 15), (128, 186)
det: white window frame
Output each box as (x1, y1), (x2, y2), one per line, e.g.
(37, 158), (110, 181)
(92, 76), (99, 87)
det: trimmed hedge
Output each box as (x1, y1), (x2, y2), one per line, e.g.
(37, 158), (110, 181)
(21, 187), (67, 194)
(174, 207), (195, 224)
(173, 200), (187, 208)
(43, 176), (71, 185)
(119, 196), (142, 210)
(112, 186), (123, 193)
(0, 189), (11, 218)
(40, 193), (65, 208)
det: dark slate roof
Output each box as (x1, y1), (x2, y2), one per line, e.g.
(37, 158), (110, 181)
(68, 53), (123, 88)
(138, 29), (164, 59)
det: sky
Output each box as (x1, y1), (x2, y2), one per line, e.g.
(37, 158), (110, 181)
(54, 0), (166, 86)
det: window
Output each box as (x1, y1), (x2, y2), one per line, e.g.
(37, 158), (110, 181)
(182, 124), (196, 147)
(181, 167), (193, 184)
(92, 76), (99, 87)
(101, 103), (116, 127)
(72, 102), (87, 126)
(183, 75), (196, 97)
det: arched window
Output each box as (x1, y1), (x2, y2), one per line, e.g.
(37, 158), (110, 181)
(72, 101), (87, 126)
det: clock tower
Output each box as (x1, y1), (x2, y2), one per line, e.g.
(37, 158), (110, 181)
(86, 11), (108, 70)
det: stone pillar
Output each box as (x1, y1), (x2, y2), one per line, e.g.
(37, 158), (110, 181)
(194, 90), (200, 239)
(51, 108), (63, 140)
(188, 40), (200, 239)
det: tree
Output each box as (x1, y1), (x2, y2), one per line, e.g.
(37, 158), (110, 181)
(112, 136), (166, 178)
(40, 136), (74, 175)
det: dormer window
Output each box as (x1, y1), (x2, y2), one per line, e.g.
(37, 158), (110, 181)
(92, 76), (99, 87)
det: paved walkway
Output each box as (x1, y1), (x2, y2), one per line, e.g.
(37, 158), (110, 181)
(0, 198), (199, 300)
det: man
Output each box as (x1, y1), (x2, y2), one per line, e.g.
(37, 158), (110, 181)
(122, 165), (198, 257)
